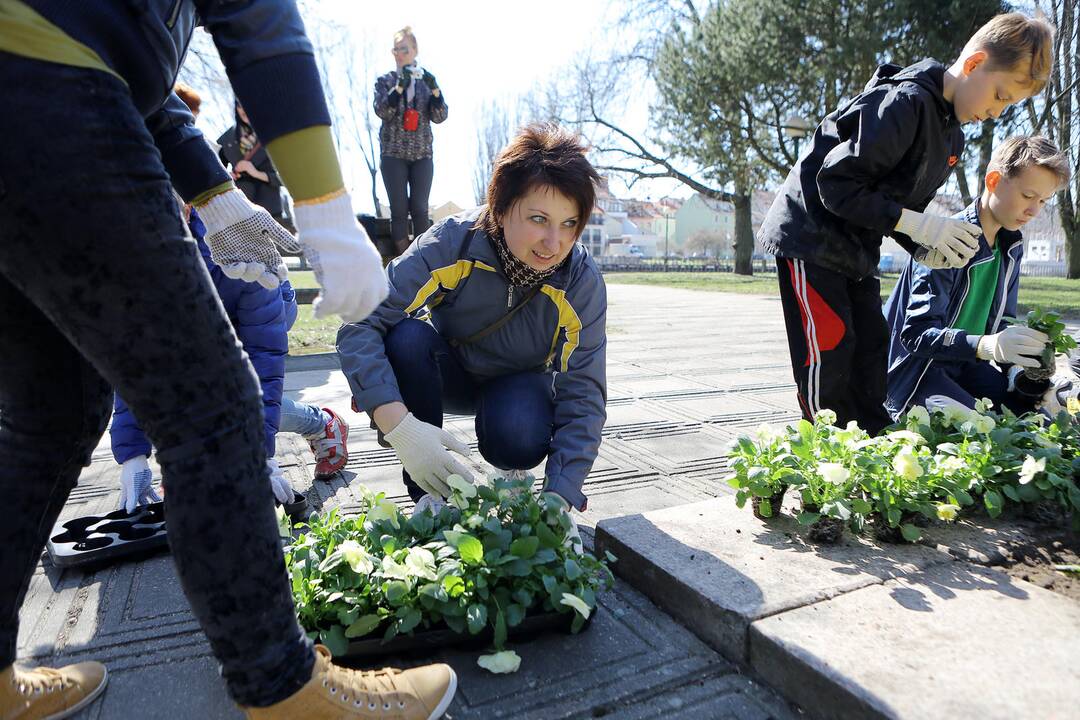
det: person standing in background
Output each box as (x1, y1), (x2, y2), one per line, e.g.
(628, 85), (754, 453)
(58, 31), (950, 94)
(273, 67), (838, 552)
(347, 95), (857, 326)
(219, 100), (287, 224)
(374, 26), (448, 256)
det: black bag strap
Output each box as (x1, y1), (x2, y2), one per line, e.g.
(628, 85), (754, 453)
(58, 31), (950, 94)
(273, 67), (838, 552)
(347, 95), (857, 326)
(449, 283), (542, 348)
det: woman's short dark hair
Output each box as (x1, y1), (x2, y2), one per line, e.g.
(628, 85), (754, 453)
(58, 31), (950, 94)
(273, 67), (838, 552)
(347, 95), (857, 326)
(478, 123), (599, 240)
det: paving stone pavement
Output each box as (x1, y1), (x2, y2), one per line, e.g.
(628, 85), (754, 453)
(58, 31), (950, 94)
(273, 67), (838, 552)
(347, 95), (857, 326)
(20, 284), (809, 718)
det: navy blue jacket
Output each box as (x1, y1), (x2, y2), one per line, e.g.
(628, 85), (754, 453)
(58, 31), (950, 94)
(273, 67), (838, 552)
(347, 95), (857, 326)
(758, 60), (965, 280)
(28, 0), (331, 201)
(111, 209), (296, 463)
(883, 200), (1024, 417)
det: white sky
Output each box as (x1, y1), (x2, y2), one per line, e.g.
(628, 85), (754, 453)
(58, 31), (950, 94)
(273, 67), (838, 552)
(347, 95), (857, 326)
(185, 1), (691, 215)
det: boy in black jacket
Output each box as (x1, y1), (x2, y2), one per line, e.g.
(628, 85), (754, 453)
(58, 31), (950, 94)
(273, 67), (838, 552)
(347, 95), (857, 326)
(757, 13), (1055, 433)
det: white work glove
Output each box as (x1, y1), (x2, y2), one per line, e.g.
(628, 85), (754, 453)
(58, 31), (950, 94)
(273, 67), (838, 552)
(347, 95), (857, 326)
(267, 458), (294, 505)
(895, 209), (980, 269)
(196, 189), (298, 289)
(119, 455), (161, 514)
(543, 492), (583, 555)
(383, 413), (474, 498)
(976, 326), (1049, 368)
(291, 192), (388, 322)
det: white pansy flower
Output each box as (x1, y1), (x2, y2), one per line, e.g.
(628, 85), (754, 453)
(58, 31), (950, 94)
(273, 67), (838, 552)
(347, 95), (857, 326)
(814, 409), (838, 426)
(892, 448), (923, 482)
(559, 592), (592, 619)
(818, 462), (850, 486)
(754, 423), (776, 443)
(974, 397), (994, 413)
(886, 430), (926, 445)
(1018, 455), (1046, 485)
(936, 503), (960, 521)
(477, 650), (521, 674)
(339, 540), (374, 575)
(404, 547), (437, 580)
(906, 406), (931, 427)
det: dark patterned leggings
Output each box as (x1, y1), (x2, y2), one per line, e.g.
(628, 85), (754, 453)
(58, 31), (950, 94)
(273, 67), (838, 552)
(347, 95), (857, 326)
(0, 53), (312, 707)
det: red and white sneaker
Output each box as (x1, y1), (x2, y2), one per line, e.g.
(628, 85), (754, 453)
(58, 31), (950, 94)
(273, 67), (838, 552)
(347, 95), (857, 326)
(309, 408), (349, 480)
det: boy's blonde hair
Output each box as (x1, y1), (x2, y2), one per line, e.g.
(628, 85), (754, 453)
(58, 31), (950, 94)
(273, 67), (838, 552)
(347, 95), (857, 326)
(394, 26), (417, 51)
(988, 135), (1071, 188)
(965, 13), (1055, 93)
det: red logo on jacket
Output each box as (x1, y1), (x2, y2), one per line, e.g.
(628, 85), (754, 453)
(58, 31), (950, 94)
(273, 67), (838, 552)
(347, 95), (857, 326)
(947, 155), (958, 167)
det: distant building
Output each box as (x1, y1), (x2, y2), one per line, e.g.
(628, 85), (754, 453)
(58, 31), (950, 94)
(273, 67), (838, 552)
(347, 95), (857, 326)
(431, 201), (465, 222)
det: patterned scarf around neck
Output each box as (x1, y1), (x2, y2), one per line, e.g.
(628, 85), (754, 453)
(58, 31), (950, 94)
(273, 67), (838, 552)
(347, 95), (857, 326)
(490, 228), (567, 287)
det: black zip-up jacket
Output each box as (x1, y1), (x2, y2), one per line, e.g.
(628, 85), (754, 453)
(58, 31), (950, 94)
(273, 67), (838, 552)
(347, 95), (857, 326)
(758, 60), (964, 280)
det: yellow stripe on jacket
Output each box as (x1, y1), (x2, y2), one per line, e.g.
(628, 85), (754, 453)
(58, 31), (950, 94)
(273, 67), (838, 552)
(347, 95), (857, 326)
(540, 285), (582, 372)
(404, 260), (494, 314)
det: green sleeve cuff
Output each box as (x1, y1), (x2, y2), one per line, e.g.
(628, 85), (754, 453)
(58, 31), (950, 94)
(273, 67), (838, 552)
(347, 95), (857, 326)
(265, 125), (345, 202)
(191, 181), (236, 207)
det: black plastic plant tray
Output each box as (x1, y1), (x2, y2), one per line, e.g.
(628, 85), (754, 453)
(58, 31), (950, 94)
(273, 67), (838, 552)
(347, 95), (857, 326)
(336, 608), (594, 664)
(47, 502), (168, 569)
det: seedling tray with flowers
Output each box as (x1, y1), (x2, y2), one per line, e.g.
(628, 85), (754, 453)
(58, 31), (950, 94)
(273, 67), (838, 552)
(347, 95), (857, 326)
(282, 474), (614, 666)
(727, 402), (1080, 544)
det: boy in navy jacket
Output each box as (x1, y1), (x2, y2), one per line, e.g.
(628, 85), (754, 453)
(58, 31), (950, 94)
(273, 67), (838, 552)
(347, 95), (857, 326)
(757, 13), (1054, 433)
(884, 136), (1072, 417)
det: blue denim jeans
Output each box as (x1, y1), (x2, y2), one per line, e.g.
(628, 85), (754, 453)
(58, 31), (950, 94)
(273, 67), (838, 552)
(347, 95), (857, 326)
(278, 396), (327, 438)
(384, 319), (554, 501)
(0, 54), (312, 706)
(909, 360), (1040, 414)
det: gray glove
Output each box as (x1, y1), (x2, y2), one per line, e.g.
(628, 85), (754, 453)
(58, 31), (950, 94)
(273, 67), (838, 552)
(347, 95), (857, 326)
(197, 189), (300, 289)
(268, 458), (293, 505)
(119, 455), (161, 514)
(976, 326), (1049, 368)
(896, 209), (980, 268)
(384, 413), (475, 498)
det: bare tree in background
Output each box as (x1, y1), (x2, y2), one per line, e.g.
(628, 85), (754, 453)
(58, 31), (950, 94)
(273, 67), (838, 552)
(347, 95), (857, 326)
(473, 100), (513, 205)
(1029, 0), (1079, 276)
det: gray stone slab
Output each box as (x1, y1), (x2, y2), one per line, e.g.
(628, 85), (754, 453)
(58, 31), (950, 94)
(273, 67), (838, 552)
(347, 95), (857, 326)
(914, 513), (1047, 565)
(594, 497), (952, 663)
(749, 562), (1080, 720)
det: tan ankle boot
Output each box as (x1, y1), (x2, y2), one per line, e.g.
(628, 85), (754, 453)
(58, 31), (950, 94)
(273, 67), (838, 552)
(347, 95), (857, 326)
(243, 645), (456, 720)
(0, 660), (108, 720)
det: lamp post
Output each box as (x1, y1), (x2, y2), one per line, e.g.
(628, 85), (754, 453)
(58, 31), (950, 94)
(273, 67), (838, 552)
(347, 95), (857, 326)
(783, 115), (813, 161)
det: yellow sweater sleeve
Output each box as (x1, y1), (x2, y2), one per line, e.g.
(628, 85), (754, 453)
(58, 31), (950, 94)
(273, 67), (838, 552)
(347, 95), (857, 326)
(265, 125), (345, 203)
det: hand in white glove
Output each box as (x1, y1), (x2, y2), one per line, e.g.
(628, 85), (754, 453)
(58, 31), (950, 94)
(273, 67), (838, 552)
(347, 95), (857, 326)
(267, 458), (294, 505)
(292, 192), (389, 322)
(976, 325), (1049, 367)
(196, 189), (298, 289)
(895, 209), (980, 269)
(383, 413), (474, 498)
(119, 455), (161, 514)
(543, 492), (583, 555)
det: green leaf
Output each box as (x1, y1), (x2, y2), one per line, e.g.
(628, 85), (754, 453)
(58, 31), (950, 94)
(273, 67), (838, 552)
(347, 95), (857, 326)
(345, 614), (383, 638)
(564, 558), (583, 581)
(385, 580), (409, 605)
(886, 507), (901, 526)
(457, 535), (484, 565)
(535, 522), (561, 549)
(796, 512), (821, 525)
(319, 625), (348, 656)
(466, 604), (488, 634)
(493, 607), (507, 649)
(442, 575), (465, 598)
(851, 499), (873, 514)
(397, 608), (422, 634)
(900, 524), (922, 542)
(510, 536), (540, 559)
(1002, 485), (1021, 502)
(505, 603), (526, 627)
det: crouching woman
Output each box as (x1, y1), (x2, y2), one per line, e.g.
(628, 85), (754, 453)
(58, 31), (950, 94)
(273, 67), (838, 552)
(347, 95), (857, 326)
(338, 123), (606, 530)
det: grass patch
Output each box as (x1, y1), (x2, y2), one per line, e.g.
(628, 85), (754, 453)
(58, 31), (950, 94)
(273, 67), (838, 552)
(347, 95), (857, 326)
(604, 272), (1080, 317)
(288, 303), (340, 355)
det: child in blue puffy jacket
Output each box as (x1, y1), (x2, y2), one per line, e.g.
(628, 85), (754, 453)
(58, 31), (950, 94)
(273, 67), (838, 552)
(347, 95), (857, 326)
(111, 206), (350, 512)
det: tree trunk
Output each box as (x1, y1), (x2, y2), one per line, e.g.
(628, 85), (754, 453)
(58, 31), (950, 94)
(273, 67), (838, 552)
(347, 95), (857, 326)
(370, 168), (381, 218)
(975, 119), (995, 196)
(1064, 193), (1080, 278)
(734, 192), (754, 276)
(954, 163), (973, 206)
